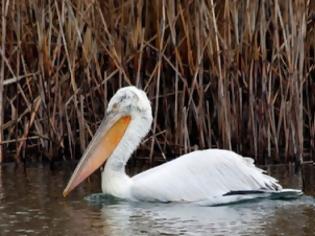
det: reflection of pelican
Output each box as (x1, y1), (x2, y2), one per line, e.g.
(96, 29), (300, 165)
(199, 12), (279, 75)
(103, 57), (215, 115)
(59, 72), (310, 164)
(63, 86), (301, 203)
(96, 198), (313, 235)
(98, 201), (266, 235)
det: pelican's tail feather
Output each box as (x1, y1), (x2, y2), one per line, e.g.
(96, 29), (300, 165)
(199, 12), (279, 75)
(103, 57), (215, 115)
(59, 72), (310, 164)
(196, 189), (303, 206)
(269, 189), (303, 200)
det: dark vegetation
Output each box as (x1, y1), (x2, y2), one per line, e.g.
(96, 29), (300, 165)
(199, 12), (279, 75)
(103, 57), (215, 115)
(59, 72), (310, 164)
(0, 0), (314, 165)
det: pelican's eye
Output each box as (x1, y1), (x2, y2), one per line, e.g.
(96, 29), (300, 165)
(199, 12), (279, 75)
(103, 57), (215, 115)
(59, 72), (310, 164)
(111, 103), (119, 112)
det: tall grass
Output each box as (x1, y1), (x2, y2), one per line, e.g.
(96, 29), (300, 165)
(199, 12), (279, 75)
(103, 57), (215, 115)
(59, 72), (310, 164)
(0, 0), (314, 164)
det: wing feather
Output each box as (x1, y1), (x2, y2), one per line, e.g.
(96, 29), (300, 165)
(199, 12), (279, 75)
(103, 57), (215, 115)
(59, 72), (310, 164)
(130, 149), (281, 202)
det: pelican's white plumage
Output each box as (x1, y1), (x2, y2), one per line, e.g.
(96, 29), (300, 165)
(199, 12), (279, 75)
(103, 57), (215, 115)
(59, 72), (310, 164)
(64, 86), (302, 204)
(130, 150), (281, 202)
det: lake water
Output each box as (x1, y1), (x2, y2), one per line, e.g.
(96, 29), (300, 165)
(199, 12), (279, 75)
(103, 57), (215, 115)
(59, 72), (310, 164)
(0, 163), (315, 236)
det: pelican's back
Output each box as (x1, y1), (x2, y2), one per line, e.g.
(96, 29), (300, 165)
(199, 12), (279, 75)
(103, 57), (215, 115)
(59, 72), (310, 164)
(130, 149), (282, 202)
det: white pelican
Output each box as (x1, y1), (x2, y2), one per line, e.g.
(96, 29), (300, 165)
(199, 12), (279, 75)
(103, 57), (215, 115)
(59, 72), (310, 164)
(63, 86), (302, 204)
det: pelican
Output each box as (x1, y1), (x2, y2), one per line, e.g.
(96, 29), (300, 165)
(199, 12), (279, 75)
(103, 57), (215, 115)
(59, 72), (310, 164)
(63, 86), (302, 204)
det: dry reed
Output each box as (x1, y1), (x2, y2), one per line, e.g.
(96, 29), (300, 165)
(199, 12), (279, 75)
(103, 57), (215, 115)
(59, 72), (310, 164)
(0, 0), (314, 165)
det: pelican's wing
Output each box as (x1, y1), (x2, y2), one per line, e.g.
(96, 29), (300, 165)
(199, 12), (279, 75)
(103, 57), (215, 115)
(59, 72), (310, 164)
(130, 149), (283, 202)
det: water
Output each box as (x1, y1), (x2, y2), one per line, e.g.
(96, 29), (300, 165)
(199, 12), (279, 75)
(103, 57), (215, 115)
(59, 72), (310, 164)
(0, 163), (315, 236)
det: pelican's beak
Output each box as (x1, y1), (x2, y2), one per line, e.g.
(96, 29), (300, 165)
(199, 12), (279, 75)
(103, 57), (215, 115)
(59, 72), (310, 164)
(63, 114), (131, 197)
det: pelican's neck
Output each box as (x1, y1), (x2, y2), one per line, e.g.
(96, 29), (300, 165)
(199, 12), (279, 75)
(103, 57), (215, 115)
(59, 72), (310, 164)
(101, 115), (151, 198)
(103, 146), (133, 176)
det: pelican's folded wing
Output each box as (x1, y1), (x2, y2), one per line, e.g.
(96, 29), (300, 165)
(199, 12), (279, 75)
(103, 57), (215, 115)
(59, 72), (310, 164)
(130, 149), (282, 202)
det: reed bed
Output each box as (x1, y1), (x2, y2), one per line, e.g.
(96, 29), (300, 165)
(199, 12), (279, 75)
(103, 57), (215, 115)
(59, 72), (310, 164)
(0, 0), (314, 164)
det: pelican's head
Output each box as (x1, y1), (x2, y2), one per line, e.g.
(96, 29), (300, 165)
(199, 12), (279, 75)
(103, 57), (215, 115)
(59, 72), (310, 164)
(63, 86), (152, 197)
(106, 86), (152, 126)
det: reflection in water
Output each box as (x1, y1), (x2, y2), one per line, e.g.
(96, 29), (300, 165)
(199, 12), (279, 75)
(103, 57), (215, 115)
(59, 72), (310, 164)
(98, 201), (264, 235)
(91, 196), (315, 236)
(0, 163), (314, 235)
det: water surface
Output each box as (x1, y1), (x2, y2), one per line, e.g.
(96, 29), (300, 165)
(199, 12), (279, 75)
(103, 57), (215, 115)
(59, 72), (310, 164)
(0, 163), (315, 235)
